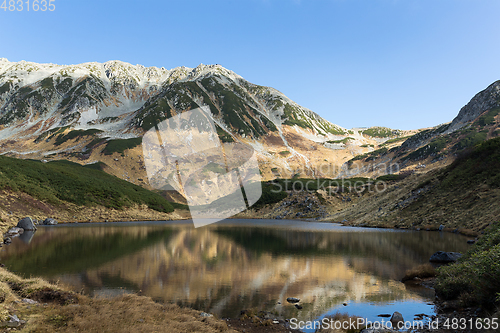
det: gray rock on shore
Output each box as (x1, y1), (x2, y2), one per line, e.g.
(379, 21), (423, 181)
(16, 217), (37, 231)
(6, 227), (24, 237)
(43, 218), (58, 225)
(0, 314), (26, 328)
(429, 251), (462, 263)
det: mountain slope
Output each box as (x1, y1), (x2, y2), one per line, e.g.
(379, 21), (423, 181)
(0, 59), (409, 182)
(343, 81), (500, 178)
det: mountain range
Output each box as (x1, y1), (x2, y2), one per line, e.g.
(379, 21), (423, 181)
(0, 58), (498, 187)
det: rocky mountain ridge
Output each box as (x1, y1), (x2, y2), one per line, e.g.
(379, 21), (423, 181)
(344, 81), (500, 178)
(0, 58), (410, 183)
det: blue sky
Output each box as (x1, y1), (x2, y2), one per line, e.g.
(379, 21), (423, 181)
(1, 0), (499, 130)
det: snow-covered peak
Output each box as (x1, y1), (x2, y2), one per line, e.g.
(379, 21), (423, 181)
(0, 58), (246, 92)
(184, 64), (243, 82)
(0, 58), (10, 71)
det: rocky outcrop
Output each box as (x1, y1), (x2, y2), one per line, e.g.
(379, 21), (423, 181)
(447, 80), (500, 133)
(429, 251), (462, 263)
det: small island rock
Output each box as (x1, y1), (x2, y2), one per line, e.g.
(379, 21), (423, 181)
(390, 311), (404, 329)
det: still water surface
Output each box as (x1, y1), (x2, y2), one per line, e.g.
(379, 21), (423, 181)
(0, 219), (470, 328)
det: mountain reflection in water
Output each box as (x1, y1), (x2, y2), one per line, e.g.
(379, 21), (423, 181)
(0, 219), (470, 320)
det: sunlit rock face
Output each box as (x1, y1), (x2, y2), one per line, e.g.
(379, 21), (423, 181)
(0, 59), (408, 182)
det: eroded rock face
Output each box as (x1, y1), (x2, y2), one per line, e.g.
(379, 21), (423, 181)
(448, 80), (500, 132)
(16, 217), (37, 231)
(429, 251), (462, 263)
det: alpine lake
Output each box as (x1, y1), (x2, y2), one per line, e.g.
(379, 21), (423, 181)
(0, 219), (471, 331)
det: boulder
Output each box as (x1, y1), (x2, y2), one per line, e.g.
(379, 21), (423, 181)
(16, 217), (37, 231)
(430, 251), (462, 263)
(43, 218), (58, 226)
(6, 227), (24, 236)
(286, 297), (300, 303)
(390, 311), (404, 329)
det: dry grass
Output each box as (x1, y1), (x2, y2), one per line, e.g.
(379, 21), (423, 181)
(401, 263), (437, 283)
(28, 294), (237, 333)
(0, 267), (237, 333)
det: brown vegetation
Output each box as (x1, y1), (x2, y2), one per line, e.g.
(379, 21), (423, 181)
(0, 267), (237, 332)
(401, 263), (437, 283)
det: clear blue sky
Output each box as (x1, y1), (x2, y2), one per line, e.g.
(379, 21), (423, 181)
(1, 0), (499, 130)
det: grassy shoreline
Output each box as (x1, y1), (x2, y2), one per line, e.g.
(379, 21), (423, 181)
(0, 215), (498, 332)
(0, 265), (239, 332)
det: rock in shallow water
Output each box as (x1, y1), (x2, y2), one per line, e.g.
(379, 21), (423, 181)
(286, 297), (300, 303)
(390, 311), (404, 328)
(429, 251), (462, 263)
(17, 217), (37, 231)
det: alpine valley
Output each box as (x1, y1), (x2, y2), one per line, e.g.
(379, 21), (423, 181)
(1, 58), (500, 331)
(0, 58), (499, 229)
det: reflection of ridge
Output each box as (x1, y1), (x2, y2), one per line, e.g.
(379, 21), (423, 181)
(79, 271), (140, 296)
(2, 224), (469, 320)
(1, 227), (174, 277)
(76, 228), (426, 318)
(212, 228), (461, 280)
